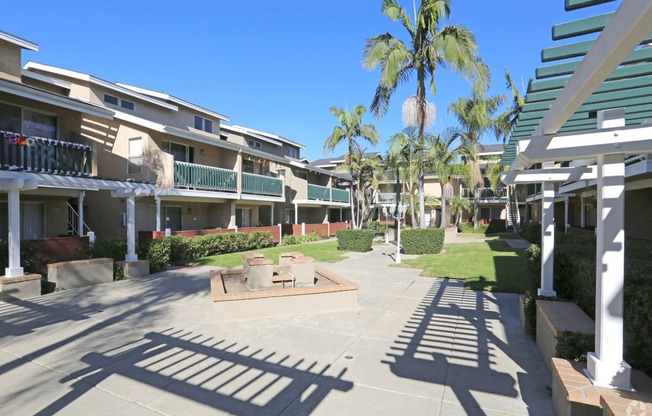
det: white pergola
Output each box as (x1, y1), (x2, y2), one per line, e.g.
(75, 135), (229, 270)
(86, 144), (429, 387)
(503, 0), (652, 390)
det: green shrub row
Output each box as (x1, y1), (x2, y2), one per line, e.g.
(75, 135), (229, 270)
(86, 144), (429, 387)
(282, 232), (322, 245)
(401, 228), (444, 255)
(363, 221), (387, 234)
(336, 229), (374, 252)
(458, 222), (489, 234)
(525, 235), (652, 376)
(146, 231), (273, 272)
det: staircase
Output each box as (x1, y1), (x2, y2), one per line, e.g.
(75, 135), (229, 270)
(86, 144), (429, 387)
(505, 186), (521, 231)
(67, 203), (92, 236)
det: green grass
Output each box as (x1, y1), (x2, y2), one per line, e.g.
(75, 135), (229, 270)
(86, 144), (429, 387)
(183, 241), (348, 268)
(457, 232), (520, 240)
(396, 240), (529, 293)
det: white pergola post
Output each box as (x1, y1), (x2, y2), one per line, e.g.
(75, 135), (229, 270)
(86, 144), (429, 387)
(564, 196), (570, 234)
(539, 181), (556, 297)
(77, 191), (85, 236)
(270, 204), (274, 226)
(155, 196), (161, 232)
(125, 195), (137, 262)
(294, 203), (298, 225)
(5, 188), (24, 277)
(580, 196), (586, 228)
(587, 153), (631, 389)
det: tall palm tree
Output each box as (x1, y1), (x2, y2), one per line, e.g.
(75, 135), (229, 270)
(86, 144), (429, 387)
(383, 147), (404, 240)
(324, 104), (379, 229)
(448, 91), (505, 227)
(388, 127), (420, 226)
(363, 0), (490, 228)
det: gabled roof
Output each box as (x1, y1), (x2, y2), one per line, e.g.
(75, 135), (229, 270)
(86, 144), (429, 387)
(23, 62), (178, 111)
(501, 0), (652, 166)
(116, 82), (229, 121)
(0, 30), (38, 51)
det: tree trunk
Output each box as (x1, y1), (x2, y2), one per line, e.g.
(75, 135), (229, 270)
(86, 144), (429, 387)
(349, 183), (356, 229)
(409, 192), (417, 227)
(395, 167), (400, 241)
(418, 173), (426, 228)
(440, 196), (446, 229)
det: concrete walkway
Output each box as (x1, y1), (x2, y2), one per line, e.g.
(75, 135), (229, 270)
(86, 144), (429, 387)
(0, 241), (553, 415)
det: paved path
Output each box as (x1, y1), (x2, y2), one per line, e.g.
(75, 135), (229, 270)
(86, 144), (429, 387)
(0, 243), (553, 415)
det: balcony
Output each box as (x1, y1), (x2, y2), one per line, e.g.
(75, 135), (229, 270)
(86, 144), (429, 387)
(307, 184), (350, 203)
(242, 172), (283, 197)
(461, 187), (508, 201)
(378, 192), (408, 205)
(0, 132), (91, 176)
(174, 162), (282, 197)
(174, 161), (237, 192)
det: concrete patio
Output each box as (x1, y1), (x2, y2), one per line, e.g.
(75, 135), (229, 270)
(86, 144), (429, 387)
(0, 243), (554, 415)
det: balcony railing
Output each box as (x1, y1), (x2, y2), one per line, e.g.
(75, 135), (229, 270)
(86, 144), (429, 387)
(461, 187), (508, 200)
(307, 184), (350, 203)
(174, 161), (237, 192)
(0, 132), (91, 176)
(378, 192), (408, 204)
(242, 172), (283, 196)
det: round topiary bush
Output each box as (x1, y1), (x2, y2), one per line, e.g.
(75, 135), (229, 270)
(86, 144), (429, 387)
(336, 229), (375, 252)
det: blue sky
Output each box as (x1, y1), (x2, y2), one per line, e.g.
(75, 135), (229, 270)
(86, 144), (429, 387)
(5, 0), (615, 162)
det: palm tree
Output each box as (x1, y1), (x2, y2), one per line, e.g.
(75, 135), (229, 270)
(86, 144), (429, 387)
(324, 105), (379, 229)
(448, 91), (505, 227)
(388, 127), (420, 226)
(384, 144), (406, 239)
(363, 0), (490, 228)
(448, 194), (470, 226)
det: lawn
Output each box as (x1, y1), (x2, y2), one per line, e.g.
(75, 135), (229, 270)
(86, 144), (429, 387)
(396, 240), (530, 293)
(183, 241), (348, 268)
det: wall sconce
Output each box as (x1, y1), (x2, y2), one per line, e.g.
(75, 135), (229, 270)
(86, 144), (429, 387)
(187, 208), (193, 215)
(199, 148), (205, 156)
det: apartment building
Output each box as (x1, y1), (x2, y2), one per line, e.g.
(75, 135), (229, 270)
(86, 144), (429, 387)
(0, 30), (350, 284)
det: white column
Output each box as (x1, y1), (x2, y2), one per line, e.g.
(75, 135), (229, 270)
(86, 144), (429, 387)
(236, 151), (243, 195)
(270, 204), (274, 226)
(228, 202), (236, 229)
(301, 222), (306, 236)
(294, 203), (298, 225)
(538, 181), (556, 297)
(155, 196), (161, 232)
(5, 188), (24, 277)
(587, 153), (631, 390)
(125, 196), (138, 262)
(580, 196), (586, 228)
(77, 191), (85, 236)
(564, 196), (570, 234)
(278, 223), (282, 245)
(339, 207), (343, 222)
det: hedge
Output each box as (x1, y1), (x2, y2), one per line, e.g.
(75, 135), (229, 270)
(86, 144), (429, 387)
(401, 228), (444, 255)
(282, 232), (321, 245)
(336, 229), (374, 252)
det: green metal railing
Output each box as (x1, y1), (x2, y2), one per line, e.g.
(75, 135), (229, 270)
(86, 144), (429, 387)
(308, 184), (330, 200)
(174, 161), (237, 192)
(0, 132), (91, 176)
(242, 172), (283, 196)
(331, 188), (349, 203)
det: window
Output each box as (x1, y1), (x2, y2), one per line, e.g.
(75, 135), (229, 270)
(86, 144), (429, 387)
(295, 170), (308, 180)
(194, 116), (213, 133)
(128, 138), (143, 174)
(162, 141), (194, 163)
(104, 94), (119, 105)
(243, 160), (263, 175)
(104, 94), (135, 111)
(248, 139), (262, 149)
(0, 102), (57, 139)
(121, 99), (135, 111)
(287, 147), (299, 159)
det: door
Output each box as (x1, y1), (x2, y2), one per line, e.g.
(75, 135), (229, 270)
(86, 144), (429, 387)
(236, 208), (251, 228)
(0, 202), (44, 240)
(165, 206), (182, 231)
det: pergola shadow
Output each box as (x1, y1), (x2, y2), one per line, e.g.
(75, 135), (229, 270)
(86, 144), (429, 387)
(383, 278), (552, 415)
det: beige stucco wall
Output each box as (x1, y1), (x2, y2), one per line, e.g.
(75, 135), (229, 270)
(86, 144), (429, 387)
(0, 42), (22, 82)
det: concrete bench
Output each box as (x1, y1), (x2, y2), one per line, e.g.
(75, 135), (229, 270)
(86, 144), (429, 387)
(279, 252), (303, 268)
(48, 258), (113, 289)
(537, 300), (594, 371)
(246, 258), (274, 291)
(291, 255), (315, 287)
(551, 358), (652, 416)
(242, 253), (264, 281)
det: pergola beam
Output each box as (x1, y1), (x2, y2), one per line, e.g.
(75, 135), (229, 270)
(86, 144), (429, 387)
(501, 166), (596, 184)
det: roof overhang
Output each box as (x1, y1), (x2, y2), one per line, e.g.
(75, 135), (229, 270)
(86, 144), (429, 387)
(0, 31), (38, 51)
(0, 78), (114, 120)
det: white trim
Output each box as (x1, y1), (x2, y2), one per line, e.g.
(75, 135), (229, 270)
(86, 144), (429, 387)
(116, 82), (229, 121)
(221, 124), (283, 146)
(231, 124), (307, 149)
(0, 78), (114, 120)
(501, 166), (597, 184)
(0, 30), (38, 51)
(21, 69), (71, 89)
(293, 199), (350, 208)
(23, 62), (178, 111)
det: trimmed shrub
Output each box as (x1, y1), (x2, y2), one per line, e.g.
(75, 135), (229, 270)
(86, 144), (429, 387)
(521, 223), (541, 245)
(401, 228), (444, 255)
(336, 229), (374, 252)
(556, 331), (594, 362)
(458, 222), (489, 234)
(87, 238), (128, 280)
(525, 244), (540, 291)
(282, 232), (321, 246)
